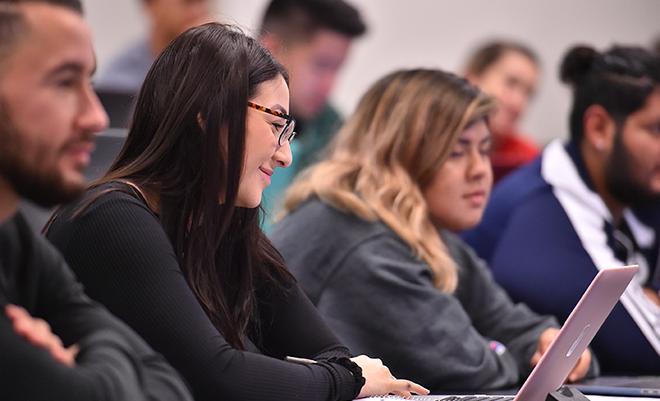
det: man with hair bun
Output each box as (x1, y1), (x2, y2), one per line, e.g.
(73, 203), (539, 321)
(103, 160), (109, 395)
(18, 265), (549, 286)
(465, 44), (660, 373)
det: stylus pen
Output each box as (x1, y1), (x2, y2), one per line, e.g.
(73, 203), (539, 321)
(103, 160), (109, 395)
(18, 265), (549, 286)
(572, 385), (660, 398)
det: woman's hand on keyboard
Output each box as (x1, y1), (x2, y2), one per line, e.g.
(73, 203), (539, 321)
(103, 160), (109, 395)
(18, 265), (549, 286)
(351, 355), (429, 398)
(531, 328), (591, 382)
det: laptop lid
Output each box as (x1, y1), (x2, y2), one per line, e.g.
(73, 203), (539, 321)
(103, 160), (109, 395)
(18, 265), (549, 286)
(514, 265), (638, 401)
(359, 266), (639, 401)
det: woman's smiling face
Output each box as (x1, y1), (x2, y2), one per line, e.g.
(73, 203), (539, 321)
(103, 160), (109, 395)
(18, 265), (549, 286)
(237, 74), (293, 208)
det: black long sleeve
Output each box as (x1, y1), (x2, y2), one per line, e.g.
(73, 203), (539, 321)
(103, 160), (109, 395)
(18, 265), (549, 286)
(0, 213), (192, 401)
(46, 186), (358, 401)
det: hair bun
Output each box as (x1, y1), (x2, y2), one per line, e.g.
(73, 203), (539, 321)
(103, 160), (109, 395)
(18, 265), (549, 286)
(560, 45), (598, 86)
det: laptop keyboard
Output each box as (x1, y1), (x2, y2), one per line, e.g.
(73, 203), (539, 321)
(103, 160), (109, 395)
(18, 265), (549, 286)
(438, 397), (514, 401)
(361, 396), (514, 401)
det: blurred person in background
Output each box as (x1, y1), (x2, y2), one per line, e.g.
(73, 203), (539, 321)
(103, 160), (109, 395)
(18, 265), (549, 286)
(464, 44), (660, 374)
(95, 0), (212, 93)
(0, 1), (193, 399)
(464, 40), (541, 183)
(258, 0), (366, 229)
(272, 69), (595, 393)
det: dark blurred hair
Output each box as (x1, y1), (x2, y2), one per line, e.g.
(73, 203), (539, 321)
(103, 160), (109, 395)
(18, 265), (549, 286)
(560, 44), (660, 142)
(464, 40), (539, 77)
(0, 0), (82, 71)
(0, 5), (27, 70)
(73, 23), (292, 349)
(259, 0), (366, 43)
(0, 0), (82, 13)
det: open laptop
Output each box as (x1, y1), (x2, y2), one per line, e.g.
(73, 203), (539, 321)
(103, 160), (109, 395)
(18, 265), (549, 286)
(361, 265), (639, 401)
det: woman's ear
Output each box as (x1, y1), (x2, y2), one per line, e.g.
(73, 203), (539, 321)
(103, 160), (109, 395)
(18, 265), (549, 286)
(197, 112), (206, 130)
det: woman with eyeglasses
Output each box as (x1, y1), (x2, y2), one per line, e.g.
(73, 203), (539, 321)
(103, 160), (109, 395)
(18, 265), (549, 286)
(45, 23), (427, 401)
(271, 69), (597, 393)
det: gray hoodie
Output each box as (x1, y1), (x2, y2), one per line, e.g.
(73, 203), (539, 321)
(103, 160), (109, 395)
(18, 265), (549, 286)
(271, 199), (559, 392)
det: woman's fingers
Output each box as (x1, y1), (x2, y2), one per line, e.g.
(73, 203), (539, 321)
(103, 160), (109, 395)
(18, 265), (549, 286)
(352, 355), (428, 398)
(392, 379), (429, 396)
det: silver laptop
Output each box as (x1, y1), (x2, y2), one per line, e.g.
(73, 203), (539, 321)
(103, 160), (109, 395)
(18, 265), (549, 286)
(362, 265), (639, 401)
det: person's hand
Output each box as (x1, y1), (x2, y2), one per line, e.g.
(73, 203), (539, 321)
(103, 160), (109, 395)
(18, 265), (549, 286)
(351, 355), (429, 398)
(643, 287), (660, 306)
(5, 304), (78, 367)
(531, 328), (591, 382)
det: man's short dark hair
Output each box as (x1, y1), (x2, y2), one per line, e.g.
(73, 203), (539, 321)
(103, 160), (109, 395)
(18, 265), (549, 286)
(259, 0), (366, 43)
(0, 5), (27, 73)
(0, 0), (82, 73)
(560, 45), (660, 142)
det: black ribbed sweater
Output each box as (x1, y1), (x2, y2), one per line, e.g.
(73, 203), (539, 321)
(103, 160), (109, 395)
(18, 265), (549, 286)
(46, 183), (358, 401)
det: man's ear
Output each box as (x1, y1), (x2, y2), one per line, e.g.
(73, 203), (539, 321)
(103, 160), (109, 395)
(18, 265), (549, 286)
(583, 104), (617, 153)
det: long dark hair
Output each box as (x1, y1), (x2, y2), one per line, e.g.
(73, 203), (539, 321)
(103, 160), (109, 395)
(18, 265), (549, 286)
(80, 23), (292, 348)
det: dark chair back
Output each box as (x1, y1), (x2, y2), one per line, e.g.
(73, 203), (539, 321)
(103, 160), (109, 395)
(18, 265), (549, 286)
(96, 89), (136, 128)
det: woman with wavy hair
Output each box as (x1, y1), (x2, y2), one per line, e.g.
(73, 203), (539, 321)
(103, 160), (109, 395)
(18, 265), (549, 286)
(44, 23), (426, 401)
(272, 69), (595, 392)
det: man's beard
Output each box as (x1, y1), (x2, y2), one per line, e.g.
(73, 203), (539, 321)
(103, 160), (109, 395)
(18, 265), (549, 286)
(605, 129), (660, 208)
(0, 102), (87, 208)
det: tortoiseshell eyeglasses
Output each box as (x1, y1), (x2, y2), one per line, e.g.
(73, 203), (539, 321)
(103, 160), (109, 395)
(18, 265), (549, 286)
(247, 101), (297, 146)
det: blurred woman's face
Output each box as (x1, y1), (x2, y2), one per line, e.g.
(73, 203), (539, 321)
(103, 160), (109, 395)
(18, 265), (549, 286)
(423, 120), (493, 231)
(237, 75), (292, 208)
(469, 51), (539, 138)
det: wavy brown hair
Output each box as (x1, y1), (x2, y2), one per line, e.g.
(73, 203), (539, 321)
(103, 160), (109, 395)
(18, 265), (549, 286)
(281, 69), (494, 292)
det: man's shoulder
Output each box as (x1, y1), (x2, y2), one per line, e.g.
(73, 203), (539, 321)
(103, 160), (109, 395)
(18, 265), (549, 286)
(482, 156), (557, 227)
(1, 212), (78, 308)
(305, 104), (343, 137)
(492, 156), (547, 199)
(6, 212), (63, 265)
(463, 155), (558, 260)
(316, 103), (343, 122)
